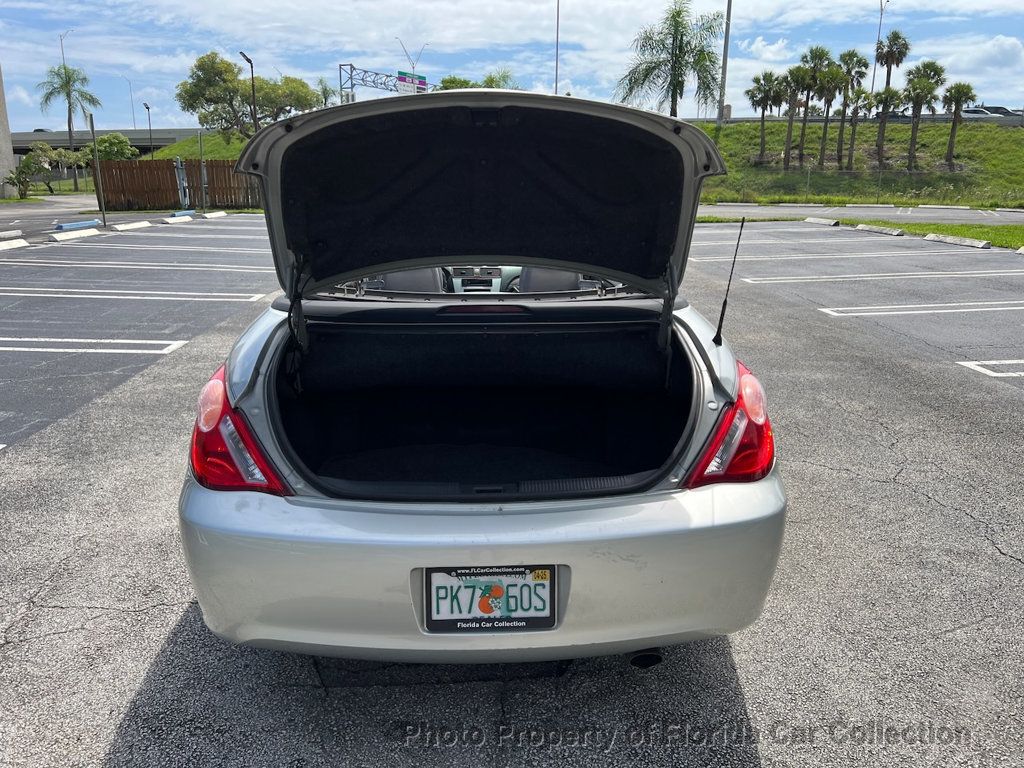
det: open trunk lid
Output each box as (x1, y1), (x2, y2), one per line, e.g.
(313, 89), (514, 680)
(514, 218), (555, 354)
(237, 90), (725, 302)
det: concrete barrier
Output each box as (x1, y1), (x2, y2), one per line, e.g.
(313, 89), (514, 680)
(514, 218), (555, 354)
(856, 224), (904, 236)
(844, 203), (896, 208)
(780, 203), (823, 207)
(111, 221), (152, 232)
(171, 209), (196, 217)
(0, 229), (23, 239)
(160, 216), (194, 224)
(918, 204), (971, 210)
(924, 233), (991, 249)
(201, 211), (228, 218)
(55, 219), (101, 231)
(49, 228), (101, 242)
(0, 238), (30, 250)
(804, 217), (840, 226)
(1018, 247), (1024, 255)
(997, 208), (1023, 213)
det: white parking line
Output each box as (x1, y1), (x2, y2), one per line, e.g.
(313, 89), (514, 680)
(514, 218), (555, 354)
(0, 337), (188, 354)
(0, 286), (265, 301)
(957, 360), (1024, 378)
(126, 232), (269, 240)
(743, 268), (1024, 284)
(692, 249), (962, 263)
(43, 243), (271, 254)
(0, 257), (275, 274)
(820, 300), (1024, 317)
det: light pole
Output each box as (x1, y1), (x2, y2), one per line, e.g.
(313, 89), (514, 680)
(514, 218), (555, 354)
(121, 74), (137, 130)
(715, 0), (733, 133)
(143, 102), (153, 159)
(554, 0), (561, 95)
(869, 0), (890, 95)
(58, 29), (79, 190)
(395, 38), (429, 74)
(239, 51), (258, 132)
(59, 29), (73, 68)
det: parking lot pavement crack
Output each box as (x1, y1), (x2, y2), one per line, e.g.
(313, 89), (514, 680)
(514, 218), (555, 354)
(32, 600), (192, 614)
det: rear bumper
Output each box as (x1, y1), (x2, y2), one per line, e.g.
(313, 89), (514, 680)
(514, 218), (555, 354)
(178, 469), (786, 662)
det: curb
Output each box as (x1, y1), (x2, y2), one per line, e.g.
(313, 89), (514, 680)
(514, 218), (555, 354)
(55, 219), (101, 231)
(160, 216), (194, 224)
(111, 221), (152, 232)
(997, 208), (1023, 213)
(856, 224), (904, 236)
(844, 203), (896, 208)
(0, 238), (30, 251)
(919, 204), (971, 210)
(200, 211), (228, 218)
(0, 229), (23, 240)
(924, 233), (991, 249)
(804, 217), (839, 226)
(49, 228), (101, 242)
(1018, 247), (1024, 255)
(780, 203), (823, 207)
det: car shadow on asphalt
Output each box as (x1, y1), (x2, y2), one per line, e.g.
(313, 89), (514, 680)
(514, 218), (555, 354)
(103, 604), (762, 767)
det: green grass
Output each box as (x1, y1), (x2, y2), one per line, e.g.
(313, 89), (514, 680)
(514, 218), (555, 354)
(699, 121), (1024, 208)
(152, 133), (249, 161)
(29, 176), (96, 195)
(840, 219), (1024, 250)
(0, 196), (44, 203)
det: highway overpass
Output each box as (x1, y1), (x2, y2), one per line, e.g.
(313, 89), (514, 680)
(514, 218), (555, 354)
(11, 127), (200, 155)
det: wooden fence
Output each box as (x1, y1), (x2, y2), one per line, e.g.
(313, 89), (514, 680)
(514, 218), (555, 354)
(97, 159), (261, 210)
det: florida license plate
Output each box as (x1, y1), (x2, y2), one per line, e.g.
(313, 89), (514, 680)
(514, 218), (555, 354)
(424, 565), (557, 632)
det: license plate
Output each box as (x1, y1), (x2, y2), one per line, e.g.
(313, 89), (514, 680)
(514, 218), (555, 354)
(424, 565), (557, 632)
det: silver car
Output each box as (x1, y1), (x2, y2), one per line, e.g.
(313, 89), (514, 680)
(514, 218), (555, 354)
(178, 91), (785, 664)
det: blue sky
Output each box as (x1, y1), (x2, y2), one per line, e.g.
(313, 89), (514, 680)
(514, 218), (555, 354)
(2, 0), (1023, 132)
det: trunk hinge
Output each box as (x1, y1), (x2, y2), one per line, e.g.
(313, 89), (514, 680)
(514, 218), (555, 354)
(287, 254), (310, 354)
(658, 264), (679, 352)
(659, 265), (678, 389)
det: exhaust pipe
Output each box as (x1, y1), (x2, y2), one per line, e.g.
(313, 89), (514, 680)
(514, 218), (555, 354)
(628, 648), (663, 669)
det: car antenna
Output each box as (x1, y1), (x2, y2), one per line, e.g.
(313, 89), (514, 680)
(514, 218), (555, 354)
(712, 217), (745, 347)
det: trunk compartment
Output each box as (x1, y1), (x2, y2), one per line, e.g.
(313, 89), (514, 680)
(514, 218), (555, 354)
(271, 320), (695, 500)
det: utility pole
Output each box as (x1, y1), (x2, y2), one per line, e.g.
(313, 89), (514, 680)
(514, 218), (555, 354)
(715, 0), (733, 134)
(239, 51), (258, 132)
(143, 102), (153, 158)
(554, 0), (561, 95)
(59, 29), (80, 191)
(121, 75), (137, 130)
(869, 0), (889, 95)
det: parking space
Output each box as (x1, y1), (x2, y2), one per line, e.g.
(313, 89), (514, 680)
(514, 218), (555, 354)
(0, 214), (279, 446)
(690, 221), (1024, 389)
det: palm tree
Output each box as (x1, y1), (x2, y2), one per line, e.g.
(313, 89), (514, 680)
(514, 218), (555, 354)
(616, 0), (724, 117)
(874, 86), (904, 165)
(836, 49), (869, 168)
(746, 71), (783, 162)
(815, 65), (846, 168)
(797, 46), (832, 166)
(903, 61), (946, 171)
(942, 82), (977, 170)
(37, 64), (101, 192)
(315, 77), (338, 108)
(874, 30), (911, 166)
(783, 66), (811, 171)
(846, 88), (873, 171)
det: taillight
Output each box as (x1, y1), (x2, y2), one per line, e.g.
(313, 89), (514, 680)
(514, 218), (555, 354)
(189, 365), (289, 495)
(685, 361), (775, 488)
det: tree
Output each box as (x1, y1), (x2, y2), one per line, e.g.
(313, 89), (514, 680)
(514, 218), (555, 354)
(176, 52), (318, 137)
(4, 149), (50, 198)
(942, 82), (977, 170)
(36, 64), (102, 192)
(479, 68), (520, 89)
(438, 75), (477, 90)
(797, 46), (832, 166)
(903, 60), (946, 171)
(315, 76), (338, 108)
(745, 70), (783, 162)
(84, 132), (140, 162)
(873, 86), (904, 165)
(875, 30), (911, 165)
(845, 87), (873, 171)
(835, 49), (869, 169)
(783, 65), (811, 171)
(615, 0), (724, 117)
(815, 65), (846, 168)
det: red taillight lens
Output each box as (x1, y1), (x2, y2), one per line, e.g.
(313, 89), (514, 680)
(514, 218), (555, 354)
(685, 361), (775, 489)
(189, 365), (289, 495)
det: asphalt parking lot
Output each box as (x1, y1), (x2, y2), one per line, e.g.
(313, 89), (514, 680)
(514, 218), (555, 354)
(1, 218), (1022, 767)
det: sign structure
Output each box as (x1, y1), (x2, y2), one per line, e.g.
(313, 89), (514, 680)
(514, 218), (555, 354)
(397, 70), (428, 94)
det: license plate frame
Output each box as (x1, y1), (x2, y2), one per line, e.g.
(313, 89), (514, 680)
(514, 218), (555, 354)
(424, 565), (557, 633)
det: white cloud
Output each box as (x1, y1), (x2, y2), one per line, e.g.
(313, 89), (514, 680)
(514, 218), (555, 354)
(738, 36), (793, 62)
(6, 84), (34, 107)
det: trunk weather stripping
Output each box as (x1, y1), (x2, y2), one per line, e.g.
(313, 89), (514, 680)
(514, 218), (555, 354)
(287, 252), (311, 354)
